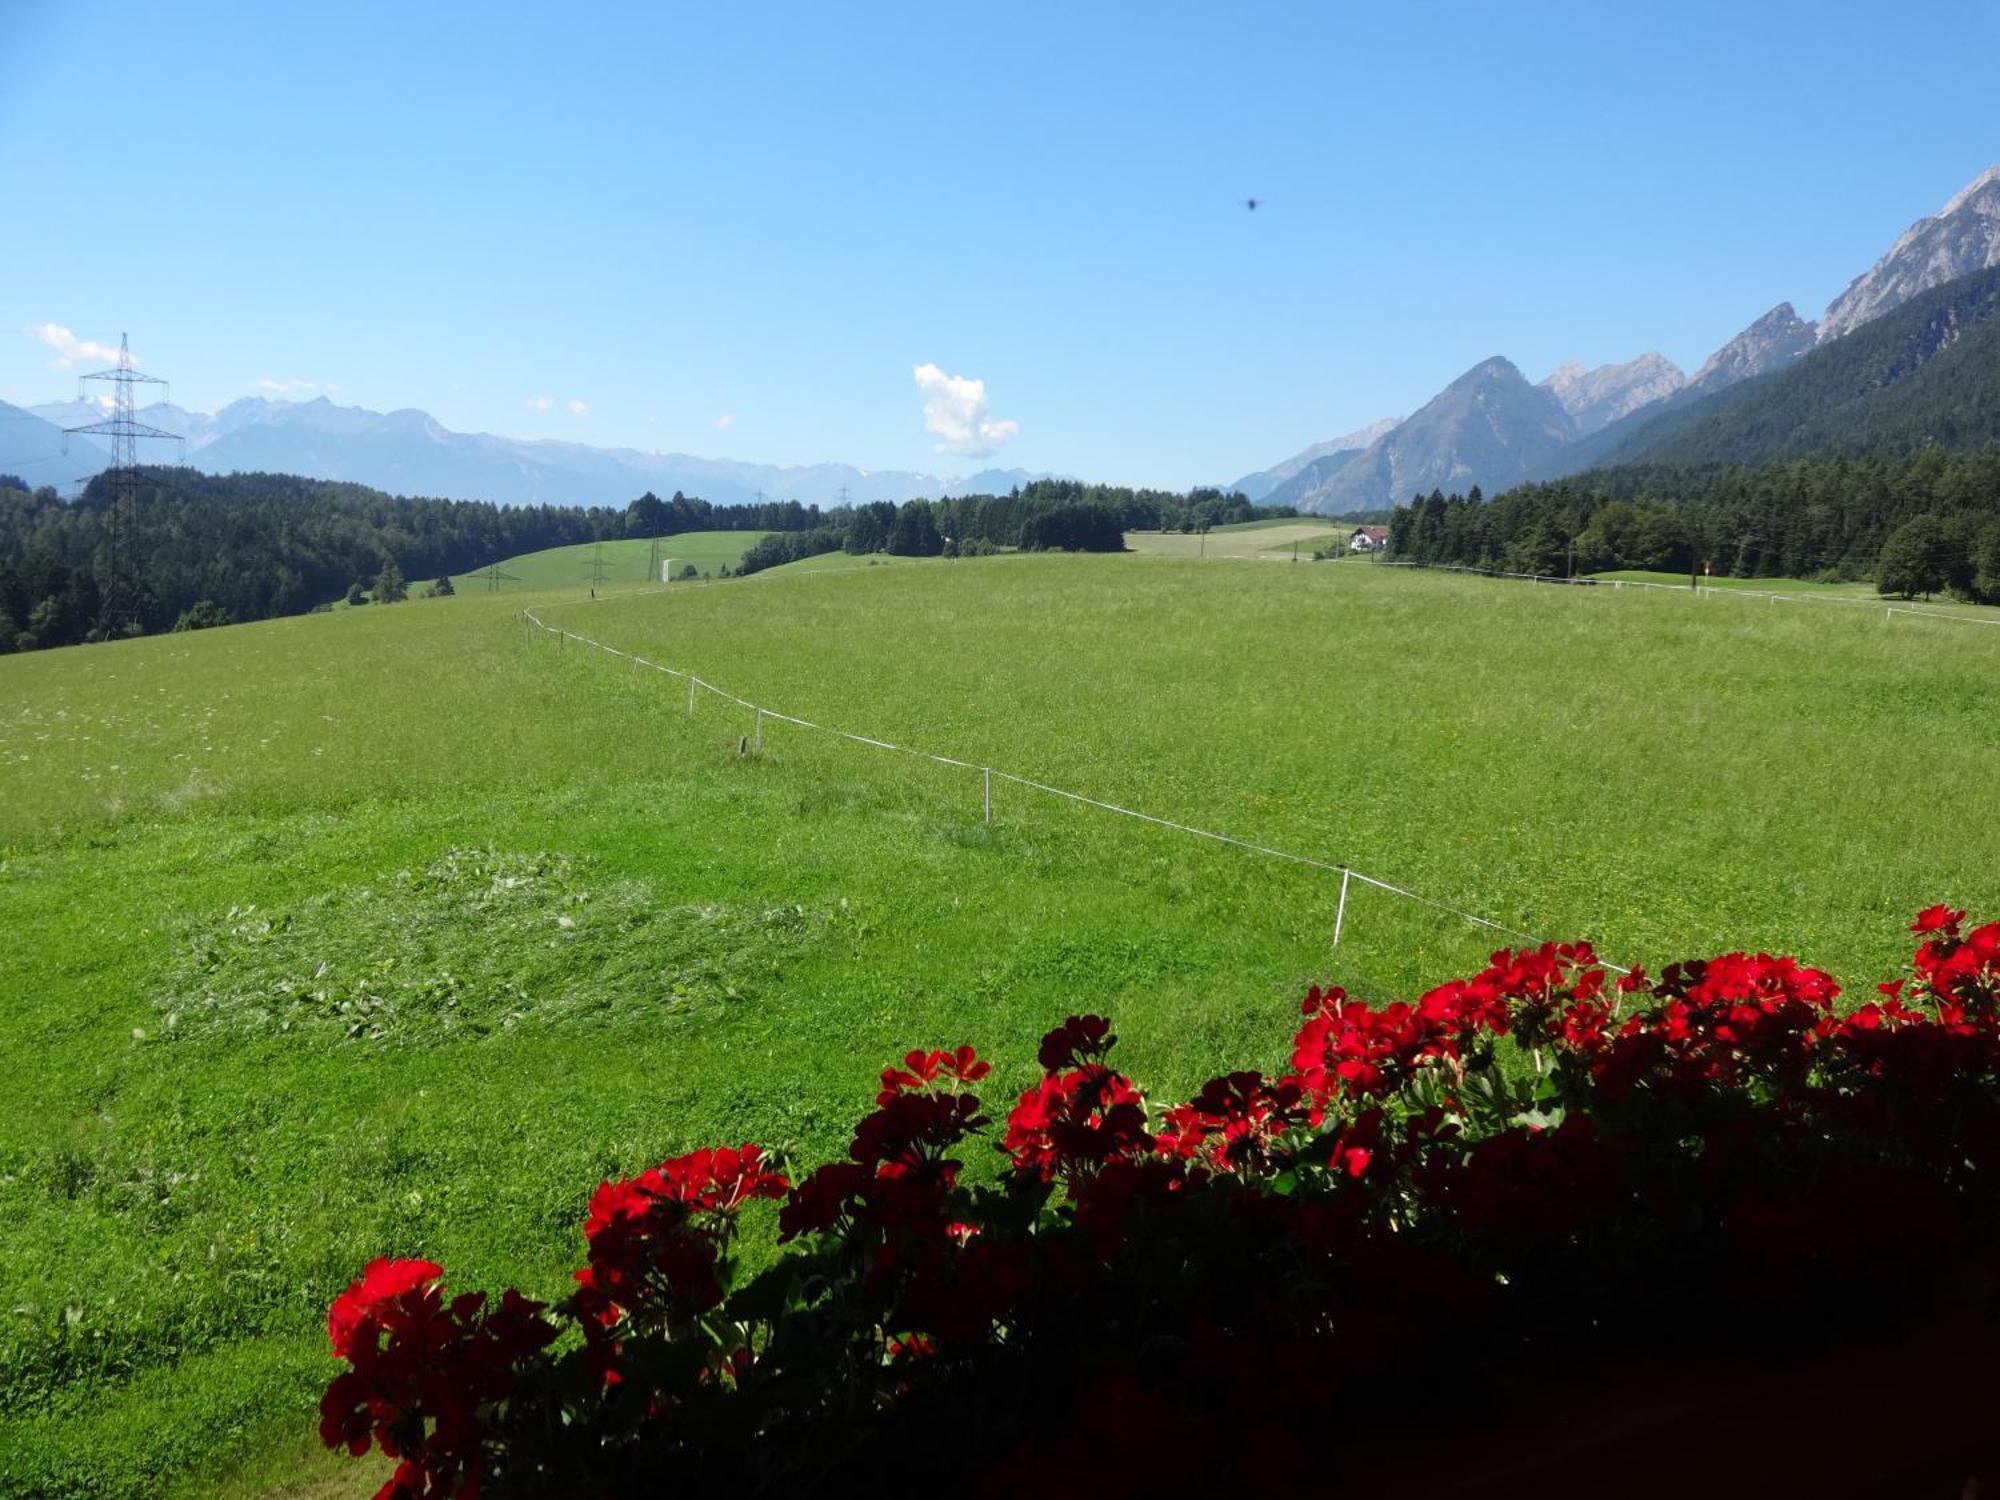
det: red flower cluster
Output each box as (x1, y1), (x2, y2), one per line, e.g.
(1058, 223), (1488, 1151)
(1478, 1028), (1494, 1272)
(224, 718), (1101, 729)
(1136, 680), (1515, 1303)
(1155, 1070), (1305, 1173)
(575, 1144), (787, 1336)
(321, 905), (2000, 1499)
(780, 1045), (992, 1253)
(1576, 951), (1839, 1099)
(1909, 905), (2000, 1019)
(319, 1258), (556, 1500)
(1003, 1016), (1151, 1184)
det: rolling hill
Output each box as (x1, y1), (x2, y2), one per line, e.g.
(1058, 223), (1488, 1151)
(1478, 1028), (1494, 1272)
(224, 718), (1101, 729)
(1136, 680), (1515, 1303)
(448, 531), (768, 591)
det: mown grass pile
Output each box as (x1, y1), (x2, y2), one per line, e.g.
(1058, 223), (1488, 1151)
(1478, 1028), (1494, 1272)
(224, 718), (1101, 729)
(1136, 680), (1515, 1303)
(2, 554), (1997, 1495)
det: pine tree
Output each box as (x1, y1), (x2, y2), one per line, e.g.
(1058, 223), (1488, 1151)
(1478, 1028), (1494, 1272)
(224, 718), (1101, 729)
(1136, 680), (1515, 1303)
(1877, 516), (1947, 600)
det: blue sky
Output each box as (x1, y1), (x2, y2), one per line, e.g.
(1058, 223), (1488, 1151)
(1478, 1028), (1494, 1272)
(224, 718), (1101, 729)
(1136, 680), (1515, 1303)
(3, 0), (1997, 487)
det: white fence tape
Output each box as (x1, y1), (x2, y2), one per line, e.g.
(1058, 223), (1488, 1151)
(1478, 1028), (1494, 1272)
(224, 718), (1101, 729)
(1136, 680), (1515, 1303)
(1885, 605), (2000, 627)
(1380, 558), (2000, 624)
(520, 605), (1627, 971)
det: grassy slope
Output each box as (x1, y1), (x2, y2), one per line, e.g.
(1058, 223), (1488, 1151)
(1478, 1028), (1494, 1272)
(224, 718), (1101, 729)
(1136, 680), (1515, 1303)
(1124, 522), (1338, 559)
(1590, 569), (1878, 594)
(1590, 568), (2000, 618)
(446, 530), (767, 592)
(4, 557), (2000, 1493)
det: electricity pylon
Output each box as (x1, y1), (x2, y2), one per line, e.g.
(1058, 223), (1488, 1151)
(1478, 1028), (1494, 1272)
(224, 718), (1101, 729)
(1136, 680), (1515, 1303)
(470, 562), (521, 592)
(63, 334), (184, 629)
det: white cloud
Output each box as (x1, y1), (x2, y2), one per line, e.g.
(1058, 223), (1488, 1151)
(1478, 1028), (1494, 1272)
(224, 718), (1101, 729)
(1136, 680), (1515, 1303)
(912, 363), (1018, 456)
(713, 411), (736, 431)
(26, 322), (126, 368)
(257, 377), (334, 395)
(525, 395), (555, 412)
(566, 398), (588, 416)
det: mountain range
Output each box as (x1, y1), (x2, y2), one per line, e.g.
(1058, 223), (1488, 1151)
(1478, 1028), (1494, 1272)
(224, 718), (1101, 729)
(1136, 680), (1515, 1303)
(1251, 163), (2000, 514)
(2, 394), (1048, 509)
(1551, 259), (2000, 472)
(8, 166), (1997, 515)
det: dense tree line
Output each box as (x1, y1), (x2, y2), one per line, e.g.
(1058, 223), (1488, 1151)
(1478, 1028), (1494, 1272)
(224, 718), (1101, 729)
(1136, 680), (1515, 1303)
(621, 490), (824, 536)
(736, 527), (849, 574)
(0, 471), (824, 652)
(1383, 450), (2000, 602)
(736, 483), (1283, 576)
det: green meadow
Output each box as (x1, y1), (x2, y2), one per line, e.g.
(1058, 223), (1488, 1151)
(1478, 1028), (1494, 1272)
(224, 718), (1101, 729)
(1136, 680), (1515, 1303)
(4, 555), (2000, 1495)
(1123, 520), (1339, 560)
(445, 529), (768, 592)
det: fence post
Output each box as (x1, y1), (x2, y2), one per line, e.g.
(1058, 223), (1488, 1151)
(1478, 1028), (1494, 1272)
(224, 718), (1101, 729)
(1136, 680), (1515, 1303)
(1333, 868), (1352, 946)
(983, 766), (992, 824)
(753, 709), (764, 753)
(688, 677), (697, 714)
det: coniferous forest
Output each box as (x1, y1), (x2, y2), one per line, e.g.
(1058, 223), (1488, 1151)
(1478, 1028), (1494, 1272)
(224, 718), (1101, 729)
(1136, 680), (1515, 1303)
(0, 471), (829, 652)
(1383, 450), (2000, 602)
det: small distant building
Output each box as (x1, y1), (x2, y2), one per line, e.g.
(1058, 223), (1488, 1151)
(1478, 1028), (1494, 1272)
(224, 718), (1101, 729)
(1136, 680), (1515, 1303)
(1349, 526), (1389, 553)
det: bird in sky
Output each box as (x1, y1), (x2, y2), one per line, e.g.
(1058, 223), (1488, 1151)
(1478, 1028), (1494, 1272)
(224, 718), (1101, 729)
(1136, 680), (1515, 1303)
(1244, 197), (1259, 210)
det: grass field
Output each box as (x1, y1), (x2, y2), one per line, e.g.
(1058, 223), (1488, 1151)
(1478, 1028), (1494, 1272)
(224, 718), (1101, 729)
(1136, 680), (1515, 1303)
(1124, 521), (1347, 560)
(1588, 566), (2000, 614)
(445, 530), (768, 593)
(5, 555), (2000, 1495)
(1590, 568), (1880, 595)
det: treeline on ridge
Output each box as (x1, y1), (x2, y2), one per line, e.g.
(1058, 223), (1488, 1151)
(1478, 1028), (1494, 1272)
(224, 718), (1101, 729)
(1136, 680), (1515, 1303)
(0, 471), (830, 652)
(735, 482), (1284, 575)
(1385, 449), (2000, 602)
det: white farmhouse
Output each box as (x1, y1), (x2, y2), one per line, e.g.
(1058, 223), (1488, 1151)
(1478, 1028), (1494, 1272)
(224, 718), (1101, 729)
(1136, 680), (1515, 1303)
(1348, 526), (1389, 553)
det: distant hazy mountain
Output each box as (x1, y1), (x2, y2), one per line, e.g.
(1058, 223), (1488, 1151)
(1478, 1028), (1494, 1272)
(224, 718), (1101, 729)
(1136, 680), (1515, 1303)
(1228, 417), (1399, 501)
(1819, 165), (2000, 342)
(950, 468), (1045, 496)
(14, 394), (1051, 507)
(1537, 353), (1685, 436)
(0, 399), (107, 487)
(28, 399), (218, 450)
(1282, 357), (1576, 515)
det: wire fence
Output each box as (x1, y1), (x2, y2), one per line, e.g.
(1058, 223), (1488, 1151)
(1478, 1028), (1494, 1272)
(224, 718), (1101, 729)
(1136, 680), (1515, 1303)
(518, 603), (1629, 973)
(1373, 557), (2000, 626)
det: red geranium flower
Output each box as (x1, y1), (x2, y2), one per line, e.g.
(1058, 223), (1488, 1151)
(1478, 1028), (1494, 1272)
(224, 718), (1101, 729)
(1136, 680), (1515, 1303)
(327, 1257), (443, 1359)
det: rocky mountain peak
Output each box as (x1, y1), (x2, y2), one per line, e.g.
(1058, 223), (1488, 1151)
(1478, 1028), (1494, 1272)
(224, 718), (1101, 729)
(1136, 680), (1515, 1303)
(1689, 302), (1819, 393)
(1940, 163), (2000, 218)
(1819, 165), (2000, 342)
(1538, 352), (1686, 436)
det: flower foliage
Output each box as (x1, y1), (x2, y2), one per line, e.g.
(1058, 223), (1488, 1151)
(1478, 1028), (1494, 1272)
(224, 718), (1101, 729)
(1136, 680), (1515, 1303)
(323, 910), (2000, 1497)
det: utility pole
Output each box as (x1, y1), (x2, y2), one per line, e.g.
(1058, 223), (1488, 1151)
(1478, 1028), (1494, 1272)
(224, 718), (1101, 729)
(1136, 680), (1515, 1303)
(583, 539), (611, 591)
(62, 335), (184, 633)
